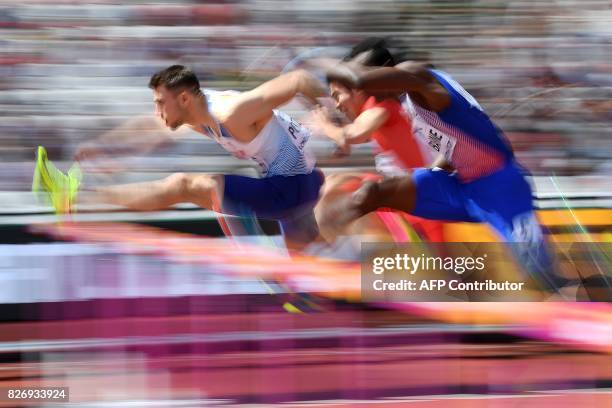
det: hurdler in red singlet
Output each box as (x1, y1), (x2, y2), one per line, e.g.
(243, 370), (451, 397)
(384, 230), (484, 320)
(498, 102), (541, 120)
(312, 83), (444, 242)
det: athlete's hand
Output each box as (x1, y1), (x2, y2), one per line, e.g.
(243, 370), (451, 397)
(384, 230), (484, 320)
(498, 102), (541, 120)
(310, 105), (333, 125)
(305, 106), (327, 135)
(309, 106), (352, 156)
(332, 143), (351, 158)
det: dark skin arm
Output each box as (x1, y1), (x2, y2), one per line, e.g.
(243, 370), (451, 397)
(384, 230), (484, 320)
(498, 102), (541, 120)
(326, 61), (451, 113)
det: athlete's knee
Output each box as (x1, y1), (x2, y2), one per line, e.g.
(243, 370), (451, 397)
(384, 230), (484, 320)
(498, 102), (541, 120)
(378, 176), (417, 212)
(188, 174), (222, 208)
(163, 173), (220, 202)
(351, 179), (382, 214)
(163, 172), (191, 197)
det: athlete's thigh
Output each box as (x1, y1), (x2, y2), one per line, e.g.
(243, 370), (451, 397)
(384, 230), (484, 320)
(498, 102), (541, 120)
(221, 174), (282, 216)
(315, 172), (390, 242)
(279, 207), (320, 249)
(463, 166), (561, 290)
(321, 172), (380, 196)
(315, 172), (379, 219)
(223, 172), (324, 219)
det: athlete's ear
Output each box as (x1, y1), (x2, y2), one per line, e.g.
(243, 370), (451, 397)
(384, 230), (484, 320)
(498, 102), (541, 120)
(178, 90), (189, 107)
(354, 89), (368, 101)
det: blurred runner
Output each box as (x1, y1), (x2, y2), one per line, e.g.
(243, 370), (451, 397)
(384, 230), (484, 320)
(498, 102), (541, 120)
(309, 46), (445, 243)
(321, 39), (566, 293)
(33, 65), (326, 250)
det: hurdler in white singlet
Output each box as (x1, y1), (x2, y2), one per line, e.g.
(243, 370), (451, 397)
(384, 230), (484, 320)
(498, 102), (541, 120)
(203, 89), (315, 177)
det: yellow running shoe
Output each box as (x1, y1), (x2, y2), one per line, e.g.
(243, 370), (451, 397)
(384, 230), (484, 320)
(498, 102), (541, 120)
(32, 146), (81, 214)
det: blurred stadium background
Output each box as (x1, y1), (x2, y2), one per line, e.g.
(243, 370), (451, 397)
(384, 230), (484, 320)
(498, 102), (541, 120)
(0, 0), (611, 406)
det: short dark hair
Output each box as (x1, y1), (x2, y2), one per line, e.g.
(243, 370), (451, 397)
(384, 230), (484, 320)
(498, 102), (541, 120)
(148, 65), (201, 94)
(344, 37), (396, 67)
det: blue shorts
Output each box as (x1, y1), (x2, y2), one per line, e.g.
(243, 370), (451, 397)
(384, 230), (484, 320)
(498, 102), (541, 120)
(222, 170), (324, 244)
(412, 161), (537, 241)
(412, 162), (563, 291)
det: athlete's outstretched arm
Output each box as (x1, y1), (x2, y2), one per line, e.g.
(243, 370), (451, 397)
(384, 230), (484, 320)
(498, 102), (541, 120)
(230, 70), (327, 126)
(311, 106), (388, 149)
(326, 63), (451, 113)
(74, 115), (190, 161)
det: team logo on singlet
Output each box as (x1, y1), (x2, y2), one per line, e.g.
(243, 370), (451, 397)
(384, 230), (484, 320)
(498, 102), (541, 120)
(414, 124), (456, 161)
(428, 129), (443, 152)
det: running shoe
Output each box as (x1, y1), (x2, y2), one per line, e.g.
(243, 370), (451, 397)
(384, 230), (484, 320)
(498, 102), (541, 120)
(32, 146), (81, 214)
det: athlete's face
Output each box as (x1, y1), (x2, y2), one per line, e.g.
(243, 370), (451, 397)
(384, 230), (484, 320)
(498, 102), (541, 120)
(153, 85), (189, 130)
(329, 82), (367, 121)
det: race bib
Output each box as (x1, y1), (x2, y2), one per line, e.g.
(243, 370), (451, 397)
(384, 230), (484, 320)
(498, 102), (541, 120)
(274, 110), (316, 170)
(413, 120), (457, 162)
(274, 110), (311, 151)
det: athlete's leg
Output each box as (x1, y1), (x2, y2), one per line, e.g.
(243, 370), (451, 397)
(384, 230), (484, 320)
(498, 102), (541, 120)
(279, 208), (320, 251)
(222, 171), (325, 249)
(315, 172), (449, 242)
(463, 163), (565, 294)
(319, 175), (418, 235)
(315, 172), (392, 242)
(84, 173), (223, 211)
(321, 168), (478, 235)
(33, 146), (224, 214)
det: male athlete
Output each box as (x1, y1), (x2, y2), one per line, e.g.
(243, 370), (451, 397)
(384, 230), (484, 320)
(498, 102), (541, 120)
(320, 39), (564, 291)
(33, 64), (326, 250)
(310, 45), (444, 242)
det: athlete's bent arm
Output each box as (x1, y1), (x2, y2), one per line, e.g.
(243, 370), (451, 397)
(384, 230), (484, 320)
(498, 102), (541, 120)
(230, 70), (327, 127)
(327, 63), (451, 113)
(312, 106), (388, 149)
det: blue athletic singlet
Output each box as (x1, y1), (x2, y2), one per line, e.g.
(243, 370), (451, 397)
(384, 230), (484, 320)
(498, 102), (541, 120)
(402, 69), (514, 182)
(404, 71), (562, 292)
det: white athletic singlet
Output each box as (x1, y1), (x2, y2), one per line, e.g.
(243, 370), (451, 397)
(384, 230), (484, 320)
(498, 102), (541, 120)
(203, 89), (315, 177)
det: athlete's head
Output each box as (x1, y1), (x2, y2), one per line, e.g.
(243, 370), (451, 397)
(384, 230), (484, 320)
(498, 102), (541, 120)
(326, 38), (396, 118)
(346, 37), (433, 68)
(344, 37), (396, 67)
(328, 81), (368, 121)
(149, 65), (203, 130)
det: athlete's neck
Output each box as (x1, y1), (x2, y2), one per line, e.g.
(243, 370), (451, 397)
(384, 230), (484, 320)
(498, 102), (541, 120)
(185, 93), (217, 131)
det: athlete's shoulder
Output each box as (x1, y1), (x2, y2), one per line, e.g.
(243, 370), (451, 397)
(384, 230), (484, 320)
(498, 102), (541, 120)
(392, 62), (452, 113)
(364, 97), (406, 127)
(204, 89), (241, 99)
(428, 70), (483, 111)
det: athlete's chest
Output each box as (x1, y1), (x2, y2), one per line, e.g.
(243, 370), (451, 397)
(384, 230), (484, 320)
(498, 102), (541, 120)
(402, 96), (457, 160)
